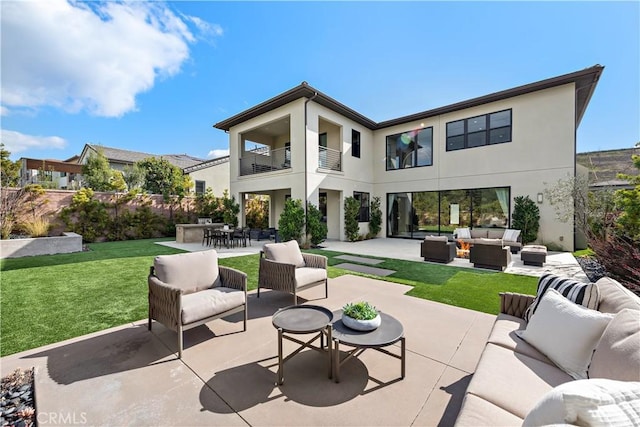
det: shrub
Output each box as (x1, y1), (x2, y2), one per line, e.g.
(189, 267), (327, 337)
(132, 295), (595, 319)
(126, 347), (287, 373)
(344, 196), (360, 242)
(368, 196), (382, 238)
(306, 202), (327, 247)
(245, 195), (269, 229)
(342, 301), (378, 320)
(278, 198), (305, 242)
(21, 218), (50, 237)
(512, 195), (540, 245)
(221, 190), (240, 227)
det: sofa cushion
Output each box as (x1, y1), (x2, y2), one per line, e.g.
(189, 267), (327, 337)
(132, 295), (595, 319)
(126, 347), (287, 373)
(524, 273), (599, 322)
(424, 235), (448, 242)
(487, 229), (505, 239)
(181, 287), (245, 325)
(455, 393), (524, 426)
(502, 229), (520, 242)
(596, 277), (640, 314)
(517, 289), (613, 379)
(154, 250), (221, 293)
(589, 308), (640, 381)
(470, 229), (488, 239)
(477, 238), (503, 246)
(457, 227), (471, 239)
(487, 314), (554, 364)
(295, 267), (327, 288)
(263, 240), (305, 268)
(523, 379), (640, 427)
(465, 343), (572, 419)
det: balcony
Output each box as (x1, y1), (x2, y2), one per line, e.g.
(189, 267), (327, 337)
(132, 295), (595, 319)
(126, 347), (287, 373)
(239, 147), (291, 176)
(318, 146), (342, 172)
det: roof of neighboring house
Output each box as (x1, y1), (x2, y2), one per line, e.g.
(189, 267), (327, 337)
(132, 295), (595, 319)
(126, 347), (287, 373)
(214, 65), (604, 132)
(183, 155), (230, 174)
(80, 144), (205, 169)
(21, 158), (83, 174)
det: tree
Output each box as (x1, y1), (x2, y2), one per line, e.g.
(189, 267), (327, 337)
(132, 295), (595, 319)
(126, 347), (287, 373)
(615, 152), (640, 241)
(368, 196), (382, 238)
(245, 195), (269, 229)
(1, 144), (20, 187)
(511, 195), (540, 245)
(122, 163), (145, 191)
(344, 196), (360, 242)
(137, 157), (192, 200)
(82, 149), (116, 191)
(278, 198), (305, 242)
(306, 201), (327, 247)
(221, 189), (240, 227)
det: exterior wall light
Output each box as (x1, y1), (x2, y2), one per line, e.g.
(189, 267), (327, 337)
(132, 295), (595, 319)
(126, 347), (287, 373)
(537, 193), (543, 204)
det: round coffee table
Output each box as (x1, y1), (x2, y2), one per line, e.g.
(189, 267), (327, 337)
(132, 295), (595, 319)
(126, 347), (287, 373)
(331, 310), (405, 383)
(272, 305), (333, 385)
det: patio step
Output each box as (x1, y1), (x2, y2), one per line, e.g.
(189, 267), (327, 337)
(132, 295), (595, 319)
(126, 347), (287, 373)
(334, 262), (396, 277)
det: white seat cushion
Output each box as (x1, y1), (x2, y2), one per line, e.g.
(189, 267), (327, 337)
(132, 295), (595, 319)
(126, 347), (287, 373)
(181, 287), (245, 325)
(294, 267), (327, 288)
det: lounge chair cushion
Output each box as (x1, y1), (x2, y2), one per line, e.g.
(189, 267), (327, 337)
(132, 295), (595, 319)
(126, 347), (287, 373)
(294, 267), (327, 288)
(486, 314), (553, 364)
(154, 250), (221, 293)
(264, 240), (306, 268)
(589, 309), (640, 381)
(456, 394), (525, 426)
(181, 287), (246, 325)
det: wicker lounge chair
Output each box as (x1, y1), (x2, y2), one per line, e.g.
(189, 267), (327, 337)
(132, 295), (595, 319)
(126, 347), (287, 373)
(148, 250), (247, 358)
(420, 235), (456, 263)
(258, 240), (328, 304)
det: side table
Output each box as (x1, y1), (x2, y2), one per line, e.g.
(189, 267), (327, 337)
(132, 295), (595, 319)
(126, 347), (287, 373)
(331, 310), (405, 383)
(272, 305), (333, 385)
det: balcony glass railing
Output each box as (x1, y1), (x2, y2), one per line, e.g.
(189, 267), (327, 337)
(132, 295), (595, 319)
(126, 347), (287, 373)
(239, 147), (291, 176)
(318, 146), (342, 171)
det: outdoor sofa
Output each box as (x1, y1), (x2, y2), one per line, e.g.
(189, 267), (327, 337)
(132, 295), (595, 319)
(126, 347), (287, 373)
(455, 274), (640, 426)
(454, 227), (523, 254)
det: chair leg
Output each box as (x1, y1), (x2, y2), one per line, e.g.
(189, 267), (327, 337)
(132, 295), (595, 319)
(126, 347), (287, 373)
(148, 317), (152, 331)
(294, 291), (298, 305)
(178, 326), (183, 359)
(257, 286), (261, 298)
(243, 304), (247, 331)
(325, 278), (328, 299)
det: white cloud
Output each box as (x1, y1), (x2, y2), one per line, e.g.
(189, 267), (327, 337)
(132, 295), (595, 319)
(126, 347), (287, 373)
(0, 1), (221, 117)
(1, 129), (67, 155)
(0, 106), (8, 116)
(208, 149), (229, 158)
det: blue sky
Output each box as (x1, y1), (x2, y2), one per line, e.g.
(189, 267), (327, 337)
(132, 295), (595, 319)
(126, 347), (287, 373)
(2, 1), (638, 162)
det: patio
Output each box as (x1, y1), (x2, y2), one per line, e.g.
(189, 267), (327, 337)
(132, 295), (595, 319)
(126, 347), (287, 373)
(1, 275), (495, 426)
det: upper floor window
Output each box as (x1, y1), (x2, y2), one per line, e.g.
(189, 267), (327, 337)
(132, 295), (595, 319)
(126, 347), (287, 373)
(446, 109), (512, 151)
(386, 127), (433, 170)
(195, 180), (205, 195)
(352, 129), (361, 158)
(353, 191), (370, 222)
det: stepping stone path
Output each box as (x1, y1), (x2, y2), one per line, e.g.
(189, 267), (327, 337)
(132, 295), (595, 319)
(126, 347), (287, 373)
(334, 263), (396, 277)
(335, 255), (384, 265)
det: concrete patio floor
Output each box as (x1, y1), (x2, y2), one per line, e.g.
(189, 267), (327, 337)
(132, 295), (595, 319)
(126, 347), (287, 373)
(1, 275), (496, 426)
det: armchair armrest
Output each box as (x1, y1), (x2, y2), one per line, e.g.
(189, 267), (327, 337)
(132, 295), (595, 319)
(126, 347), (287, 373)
(302, 253), (327, 269)
(148, 275), (182, 330)
(219, 266), (247, 292)
(499, 292), (535, 319)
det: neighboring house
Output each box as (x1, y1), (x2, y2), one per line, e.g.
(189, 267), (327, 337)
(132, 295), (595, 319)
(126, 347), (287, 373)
(214, 65), (604, 251)
(183, 155), (231, 197)
(18, 157), (83, 189)
(78, 144), (205, 171)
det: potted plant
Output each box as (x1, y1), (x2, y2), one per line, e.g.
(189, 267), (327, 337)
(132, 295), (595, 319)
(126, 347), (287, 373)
(342, 301), (381, 331)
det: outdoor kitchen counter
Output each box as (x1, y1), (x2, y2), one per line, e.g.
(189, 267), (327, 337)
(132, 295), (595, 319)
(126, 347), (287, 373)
(175, 223), (224, 244)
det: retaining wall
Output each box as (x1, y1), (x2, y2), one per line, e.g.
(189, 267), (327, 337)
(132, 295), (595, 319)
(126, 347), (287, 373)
(0, 232), (83, 259)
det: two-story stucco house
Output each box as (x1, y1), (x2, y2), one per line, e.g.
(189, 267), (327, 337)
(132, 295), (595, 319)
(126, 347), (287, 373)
(214, 65), (603, 251)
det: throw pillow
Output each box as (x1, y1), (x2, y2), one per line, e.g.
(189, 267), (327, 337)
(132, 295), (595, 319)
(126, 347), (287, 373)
(456, 227), (471, 239)
(424, 235), (448, 242)
(523, 379), (640, 427)
(516, 289), (613, 379)
(523, 273), (599, 322)
(589, 309), (640, 381)
(502, 228), (520, 242)
(263, 240), (306, 268)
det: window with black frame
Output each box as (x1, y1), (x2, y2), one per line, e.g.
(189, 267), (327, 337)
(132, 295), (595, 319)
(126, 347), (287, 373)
(354, 191), (370, 222)
(386, 127), (433, 170)
(446, 109), (512, 151)
(195, 180), (206, 195)
(352, 129), (361, 158)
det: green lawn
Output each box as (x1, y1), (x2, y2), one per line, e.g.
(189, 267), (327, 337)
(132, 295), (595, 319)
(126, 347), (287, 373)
(1, 239), (538, 356)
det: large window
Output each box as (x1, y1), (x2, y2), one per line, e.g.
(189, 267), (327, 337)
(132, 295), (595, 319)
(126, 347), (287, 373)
(446, 109), (512, 151)
(352, 129), (361, 158)
(387, 186), (510, 238)
(195, 180), (206, 195)
(386, 127), (433, 170)
(354, 191), (370, 222)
